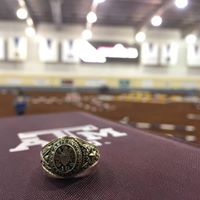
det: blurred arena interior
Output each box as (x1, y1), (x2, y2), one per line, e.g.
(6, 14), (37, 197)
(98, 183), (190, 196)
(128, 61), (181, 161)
(1, 0), (200, 145)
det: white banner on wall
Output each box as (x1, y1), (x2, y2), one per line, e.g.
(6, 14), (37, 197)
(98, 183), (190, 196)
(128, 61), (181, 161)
(61, 39), (80, 63)
(33, 79), (50, 86)
(6, 78), (22, 85)
(0, 37), (5, 60)
(39, 38), (59, 62)
(160, 43), (178, 65)
(187, 43), (200, 67)
(141, 42), (159, 65)
(142, 80), (154, 88)
(8, 37), (27, 61)
(85, 79), (107, 87)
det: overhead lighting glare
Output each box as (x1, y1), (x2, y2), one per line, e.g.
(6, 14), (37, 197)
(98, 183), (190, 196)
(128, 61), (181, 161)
(74, 39), (106, 63)
(98, 46), (138, 59)
(16, 7), (28, 20)
(175, 0), (188, 9)
(135, 32), (146, 43)
(25, 26), (36, 37)
(93, 0), (106, 4)
(87, 12), (97, 24)
(26, 18), (33, 26)
(151, 15), (162, 27)
(185, 34), (197, 44)
(114, 43), (124, 49)
(82, 29), (93, 40)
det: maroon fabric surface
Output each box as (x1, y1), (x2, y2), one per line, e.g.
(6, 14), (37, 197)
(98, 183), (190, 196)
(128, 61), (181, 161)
(1, 112), (200, 200)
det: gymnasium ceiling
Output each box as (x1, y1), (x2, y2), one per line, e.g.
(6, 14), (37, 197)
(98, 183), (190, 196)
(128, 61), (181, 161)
(0, 0), (200, 32)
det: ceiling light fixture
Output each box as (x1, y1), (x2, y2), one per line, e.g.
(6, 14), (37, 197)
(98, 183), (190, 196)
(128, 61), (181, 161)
(93, 0), (106, 4)
(25, 26), (36, 37)
(18, 0), (25, 7)
(175, 0), (188, 9)
(185, 34), (197, 44)
(82, 29), (93, 40)
(135, 32), (146, 43)
(16, 7), (28, 20)
(87, 12), (97, 24)
(151, 15), (162, 27)
(26, 18), (33, 26)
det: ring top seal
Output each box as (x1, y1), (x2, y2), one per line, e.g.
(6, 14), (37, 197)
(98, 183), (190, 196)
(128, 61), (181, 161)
(40, 136), (100, 178)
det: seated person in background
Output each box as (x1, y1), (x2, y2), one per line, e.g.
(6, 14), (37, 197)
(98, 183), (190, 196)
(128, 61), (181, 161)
(13, 90), (28, 116)
(98, 85), (110, 94)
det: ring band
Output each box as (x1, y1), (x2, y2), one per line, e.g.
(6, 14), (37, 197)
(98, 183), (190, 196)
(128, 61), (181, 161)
(40, 136), (100, 179)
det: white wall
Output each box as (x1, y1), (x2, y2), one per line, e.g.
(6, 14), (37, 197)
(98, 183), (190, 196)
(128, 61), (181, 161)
(0, 21), (199, 79)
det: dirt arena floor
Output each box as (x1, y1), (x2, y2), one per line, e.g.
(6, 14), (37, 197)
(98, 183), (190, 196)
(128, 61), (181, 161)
(1, 89), (200, 145)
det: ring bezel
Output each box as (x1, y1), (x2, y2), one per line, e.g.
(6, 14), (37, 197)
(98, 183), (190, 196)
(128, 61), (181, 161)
(41, 136), (100, 179)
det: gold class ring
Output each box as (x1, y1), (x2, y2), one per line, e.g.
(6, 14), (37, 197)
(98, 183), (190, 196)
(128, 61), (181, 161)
(40, 136), (100, 179)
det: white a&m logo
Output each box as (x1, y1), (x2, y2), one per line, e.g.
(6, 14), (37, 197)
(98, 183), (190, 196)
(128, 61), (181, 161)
(10, 124), (127, 153)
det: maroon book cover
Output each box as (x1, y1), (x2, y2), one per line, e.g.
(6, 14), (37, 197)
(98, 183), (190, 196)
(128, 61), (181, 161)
(1, 112), (200, 199)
